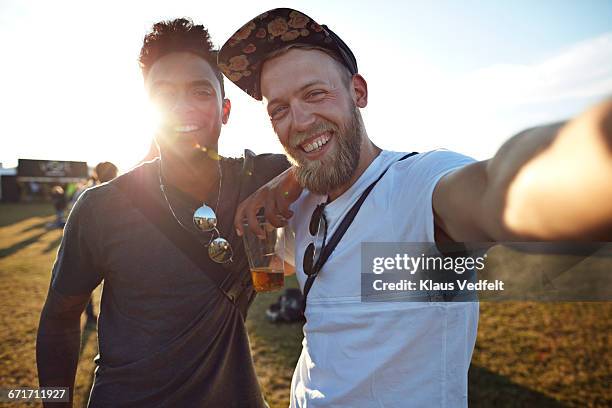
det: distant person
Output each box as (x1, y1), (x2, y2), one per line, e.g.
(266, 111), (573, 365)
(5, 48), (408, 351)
(93, 161), (119, 184)
(49, 185), (67, 229)
(70, 162), (119, 207)
(69, 177), (94, 207)
(81, 162), (119, 326)
(28, 181), (40, 202)
(64, 182), (78, 201)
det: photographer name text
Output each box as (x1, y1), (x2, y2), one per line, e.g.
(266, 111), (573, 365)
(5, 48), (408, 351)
(372, 279), (504, 291)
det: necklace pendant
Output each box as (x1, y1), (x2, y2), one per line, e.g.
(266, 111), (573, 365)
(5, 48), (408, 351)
(193, 204), (217, 231)
(209, 237), (233, 263)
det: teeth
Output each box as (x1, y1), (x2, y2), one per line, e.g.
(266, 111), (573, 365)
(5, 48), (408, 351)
(302, 133), (330, 153)
(174, 125), (200, 133)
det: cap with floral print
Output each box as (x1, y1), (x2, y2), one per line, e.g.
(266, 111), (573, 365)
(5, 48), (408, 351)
(218, 8), (358, 100)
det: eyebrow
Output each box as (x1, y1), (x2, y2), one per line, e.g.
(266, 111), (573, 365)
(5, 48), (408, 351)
(267, 80), (327, 109)
(150, 79), (215, 89)
(189, 80), (215, 88)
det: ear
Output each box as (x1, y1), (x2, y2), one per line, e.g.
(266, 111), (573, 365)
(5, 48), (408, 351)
(222, 98), (231, 124)
(351, 74), (368, 108)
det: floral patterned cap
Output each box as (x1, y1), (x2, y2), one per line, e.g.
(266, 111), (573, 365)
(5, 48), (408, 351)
(218, 8), (358, 100)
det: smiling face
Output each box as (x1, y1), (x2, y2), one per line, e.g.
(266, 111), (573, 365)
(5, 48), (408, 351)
(146, 52), (230, 159)
(260, 48), (367, 195)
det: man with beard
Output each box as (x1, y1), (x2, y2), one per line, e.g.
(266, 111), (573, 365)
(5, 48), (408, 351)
(36, 18), (288, 407)
(219, 8), (612, 408)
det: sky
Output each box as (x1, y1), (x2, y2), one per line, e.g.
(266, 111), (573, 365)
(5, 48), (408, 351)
(0, 0), (611, 171)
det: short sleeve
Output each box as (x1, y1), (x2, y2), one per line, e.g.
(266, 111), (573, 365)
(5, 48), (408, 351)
(50, 189), (104, 295)
(275, 225), (296, 267)
(390, 150), (475, 242)
(253, 153), (291, 185)
(237, 153), (291, 202)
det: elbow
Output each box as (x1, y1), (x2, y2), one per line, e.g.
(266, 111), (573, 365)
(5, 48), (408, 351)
(37, 291), (86, 337)
(37, 309), (81, 339)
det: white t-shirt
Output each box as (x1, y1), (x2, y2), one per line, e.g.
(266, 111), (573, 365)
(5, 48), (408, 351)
(286, 150), (479, 408)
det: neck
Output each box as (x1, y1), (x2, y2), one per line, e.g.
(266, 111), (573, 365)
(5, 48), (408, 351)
(328, 134), (382, 202)
(159, 148), (221, 203)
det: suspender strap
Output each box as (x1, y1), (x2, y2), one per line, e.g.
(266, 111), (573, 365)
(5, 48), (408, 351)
(302, 152), (418, 310)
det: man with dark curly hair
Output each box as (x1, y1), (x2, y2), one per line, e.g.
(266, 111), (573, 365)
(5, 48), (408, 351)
(36, 18), (288, 407)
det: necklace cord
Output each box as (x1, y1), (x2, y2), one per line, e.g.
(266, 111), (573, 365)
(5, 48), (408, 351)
(158, 159), (223, 246)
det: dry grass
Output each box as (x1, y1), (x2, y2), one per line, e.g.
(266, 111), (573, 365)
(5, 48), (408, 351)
(470, 302), (611, 407)
(0, 203), (610, 407)
(246, 281), (303, 408)
(0, 204), (100, 408)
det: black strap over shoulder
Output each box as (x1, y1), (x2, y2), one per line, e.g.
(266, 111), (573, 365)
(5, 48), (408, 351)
(114, 160), (255, 318)
(302, 152), (419, 309)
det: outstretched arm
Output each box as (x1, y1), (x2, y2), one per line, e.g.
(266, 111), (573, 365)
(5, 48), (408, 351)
(434, 99), (612, 242)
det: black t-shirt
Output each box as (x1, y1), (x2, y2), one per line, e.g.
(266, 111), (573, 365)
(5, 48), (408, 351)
(50, 155), (289, 407)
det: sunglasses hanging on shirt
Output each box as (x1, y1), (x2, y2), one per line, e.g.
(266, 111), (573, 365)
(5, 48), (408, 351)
(158, 164), (234, 264)
(300, 152), (418, 312)
(302, 201), (329, 277)
(192, 205), (233, 263)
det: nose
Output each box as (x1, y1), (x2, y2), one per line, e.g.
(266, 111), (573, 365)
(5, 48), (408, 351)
(170, 91), (194, 116)
(290, 102), (316, 134)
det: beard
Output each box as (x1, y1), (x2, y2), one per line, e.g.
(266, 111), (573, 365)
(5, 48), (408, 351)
(284, 107), (362, 195)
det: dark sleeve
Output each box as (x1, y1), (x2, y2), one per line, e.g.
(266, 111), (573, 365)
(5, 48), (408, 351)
(252, 153), (291, 186)
(50, 190), (104, 296)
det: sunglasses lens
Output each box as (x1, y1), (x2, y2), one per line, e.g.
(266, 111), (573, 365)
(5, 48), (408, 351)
(303, 243), (315, 275)
(314, 219), (327, 250)
(209, 237), (233, 263)
(194, 205), (217, 232)
(309, 204), (324, 236)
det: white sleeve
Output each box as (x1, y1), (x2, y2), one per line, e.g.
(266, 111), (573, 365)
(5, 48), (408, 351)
(275, 224), (296, 267)
(389, 149), (475, 242)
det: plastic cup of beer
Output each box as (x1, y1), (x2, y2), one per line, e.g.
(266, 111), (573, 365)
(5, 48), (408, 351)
(242, 216), (285, 292)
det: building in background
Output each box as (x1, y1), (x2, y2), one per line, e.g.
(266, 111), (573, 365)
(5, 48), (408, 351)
(7, 159), (90, 202)
(0, 163), (19, 202)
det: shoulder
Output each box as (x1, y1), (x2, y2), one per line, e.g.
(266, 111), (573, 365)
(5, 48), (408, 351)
(112, 159), (159, 188)
(236, 151), (291, 196)
(77, 159), (158, 212)
(253, 152), (290, 169)
(379, 149), (475, 212)
(393, 149), (474, 170)
(251, 152), (291, 181)
(222, 152), (290, 179)
(387, 149), (475, 183)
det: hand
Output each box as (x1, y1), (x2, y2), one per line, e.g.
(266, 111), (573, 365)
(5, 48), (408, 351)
(234, 167), (303, 239)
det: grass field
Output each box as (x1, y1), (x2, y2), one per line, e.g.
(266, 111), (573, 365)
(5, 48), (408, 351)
(0, 203), (610, 407)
